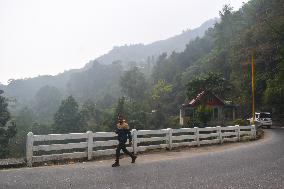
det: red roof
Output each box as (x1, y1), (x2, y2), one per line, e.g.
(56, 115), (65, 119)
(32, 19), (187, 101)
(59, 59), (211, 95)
(188, 91), (205, 106)
(182, 91), (225, 108)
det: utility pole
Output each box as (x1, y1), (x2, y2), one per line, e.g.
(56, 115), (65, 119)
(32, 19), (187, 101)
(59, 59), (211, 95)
(251, 49), (255, 124)
(246, 49), (249, 117)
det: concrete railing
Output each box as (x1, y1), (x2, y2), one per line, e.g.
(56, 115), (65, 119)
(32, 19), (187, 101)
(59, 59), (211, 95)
(26, 125), (256, 166)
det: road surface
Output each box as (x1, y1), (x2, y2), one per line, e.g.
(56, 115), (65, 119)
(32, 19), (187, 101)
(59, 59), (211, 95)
(0, 128), (283, 189)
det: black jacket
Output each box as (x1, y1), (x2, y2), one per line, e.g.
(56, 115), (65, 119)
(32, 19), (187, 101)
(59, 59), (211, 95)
(116, 128), (132, 143)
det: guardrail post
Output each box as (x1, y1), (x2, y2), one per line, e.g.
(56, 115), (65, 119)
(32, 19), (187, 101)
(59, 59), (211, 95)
(87, 131), (93, 160)
(251, 125), (256, 140)
(194, 127), (200, 146)
(26, 132), (34, 167)
(166, 128), (173, 150)
(235, 125), (240, 141)
(216, 126), (222, 144)
(132, 129), (138, 155)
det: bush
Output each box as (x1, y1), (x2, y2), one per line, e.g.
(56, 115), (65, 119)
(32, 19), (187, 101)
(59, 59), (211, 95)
(167, 116), (180, 129)
(186, 117), (201, 128)
(233, 119), (249, 126)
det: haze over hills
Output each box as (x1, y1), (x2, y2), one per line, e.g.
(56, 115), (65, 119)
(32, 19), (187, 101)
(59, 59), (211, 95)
(85, 18), (218, 69)
(0, 18), (217, 104)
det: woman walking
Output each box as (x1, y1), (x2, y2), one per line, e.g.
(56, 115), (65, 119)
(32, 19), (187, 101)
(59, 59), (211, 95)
(112, 117), (137, 167)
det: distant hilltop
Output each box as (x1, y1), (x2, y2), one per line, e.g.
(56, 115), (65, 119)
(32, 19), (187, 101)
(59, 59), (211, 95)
(84, 18), (218, 69)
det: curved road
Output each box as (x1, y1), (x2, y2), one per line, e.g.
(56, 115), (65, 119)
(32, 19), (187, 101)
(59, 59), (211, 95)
(1, 128), (283, 189)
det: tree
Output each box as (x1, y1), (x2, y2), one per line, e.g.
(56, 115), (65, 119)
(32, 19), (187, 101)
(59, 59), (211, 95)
(80, 99), (103, 131)
(0, 90), (16, 158)
(148, 110), (167, 129)
(67, 61), (123, 103)
(111, 97), (126, 129)
(196, 105), (212, 127)
(53, 96), (86, 133)
(263, 76), (284, 116)
(149, 80), (173, 129)
(8, 106), (35, 157)
(120, 67), (148, 101)
(151, 80), (172, 101)
(96, 94), (117, 109)
(186, 72), (231, 100)
(32, 85), (62, 123)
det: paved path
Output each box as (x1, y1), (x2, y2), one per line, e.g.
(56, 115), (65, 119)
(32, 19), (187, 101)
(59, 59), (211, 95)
(1, 128), (283, 189)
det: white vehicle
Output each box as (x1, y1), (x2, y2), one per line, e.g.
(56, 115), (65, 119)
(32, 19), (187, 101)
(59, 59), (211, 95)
(249, 112), (272, 129)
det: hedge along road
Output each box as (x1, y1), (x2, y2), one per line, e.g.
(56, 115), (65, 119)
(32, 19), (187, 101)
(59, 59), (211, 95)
(0, 128), (283, 189)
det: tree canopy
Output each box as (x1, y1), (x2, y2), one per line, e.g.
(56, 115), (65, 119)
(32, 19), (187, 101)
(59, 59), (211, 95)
(0, 90), (16, 158)
(53, 96), (86, 133)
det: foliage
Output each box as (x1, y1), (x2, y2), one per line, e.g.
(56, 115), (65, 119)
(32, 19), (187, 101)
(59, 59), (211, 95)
(166, 116), (180, 129)
(263, 75), (284, 116)
(8, 107), (52, 157)
(186, 72), (231, 100)
(233, 119), (250, 126)
(152, 0), (284, 118)
(148, 110), (167, 130)
(111, 97), (126, 130)
(0, 90), (16, 158)
(96, 94), (117, 109)
(53, 96), (86, 133)
(186, 117), (201, 128)
(67, 62), (122, 103)
(196, 105), (213, 127)
(32, 85), (63, 123)
(80, 95), (119, 132)
(120, 67), (148, 101)
(151, 80), (172, 101)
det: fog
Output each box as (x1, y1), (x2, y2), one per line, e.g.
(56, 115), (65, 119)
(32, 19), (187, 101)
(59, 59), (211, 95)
(0, 0), (247, 84)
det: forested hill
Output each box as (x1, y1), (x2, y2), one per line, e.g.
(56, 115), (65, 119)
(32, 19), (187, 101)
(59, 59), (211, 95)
(0, 18), (216, 104)
(150, 0), (284, 119)
(85, 19), (218, 68)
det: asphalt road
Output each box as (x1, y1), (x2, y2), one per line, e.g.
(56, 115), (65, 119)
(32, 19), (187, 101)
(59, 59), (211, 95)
(1, 128), (283, 189)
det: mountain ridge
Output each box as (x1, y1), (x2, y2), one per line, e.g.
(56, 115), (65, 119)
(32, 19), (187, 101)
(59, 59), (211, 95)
(0, 18), (218, 103)
(85, 18), (218, 69)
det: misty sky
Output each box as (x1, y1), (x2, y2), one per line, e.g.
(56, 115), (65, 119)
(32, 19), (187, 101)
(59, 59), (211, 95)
(0, 0), (248, 84)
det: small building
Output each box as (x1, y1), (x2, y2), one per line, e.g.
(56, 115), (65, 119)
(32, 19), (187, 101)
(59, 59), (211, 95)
(179, 91), (236, 126)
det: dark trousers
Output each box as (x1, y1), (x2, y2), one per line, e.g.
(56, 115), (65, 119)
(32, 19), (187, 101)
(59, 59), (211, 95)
(115, 142), (133, 161)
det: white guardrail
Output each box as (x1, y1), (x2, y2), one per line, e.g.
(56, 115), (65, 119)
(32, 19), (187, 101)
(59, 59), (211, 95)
(26, 125), (256, 166)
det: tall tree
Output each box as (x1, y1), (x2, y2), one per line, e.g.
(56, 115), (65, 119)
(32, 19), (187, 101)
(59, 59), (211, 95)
(0, 90), (16, 158)
(111, 97), (126, 129)
(8, 107), (34, 157)
(186, 72), (231, 100)
(53, 96), (86, 133)
(120, 67), (148, 101)
(32, 85), (62, 123)
(151, 80), (173, 102)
